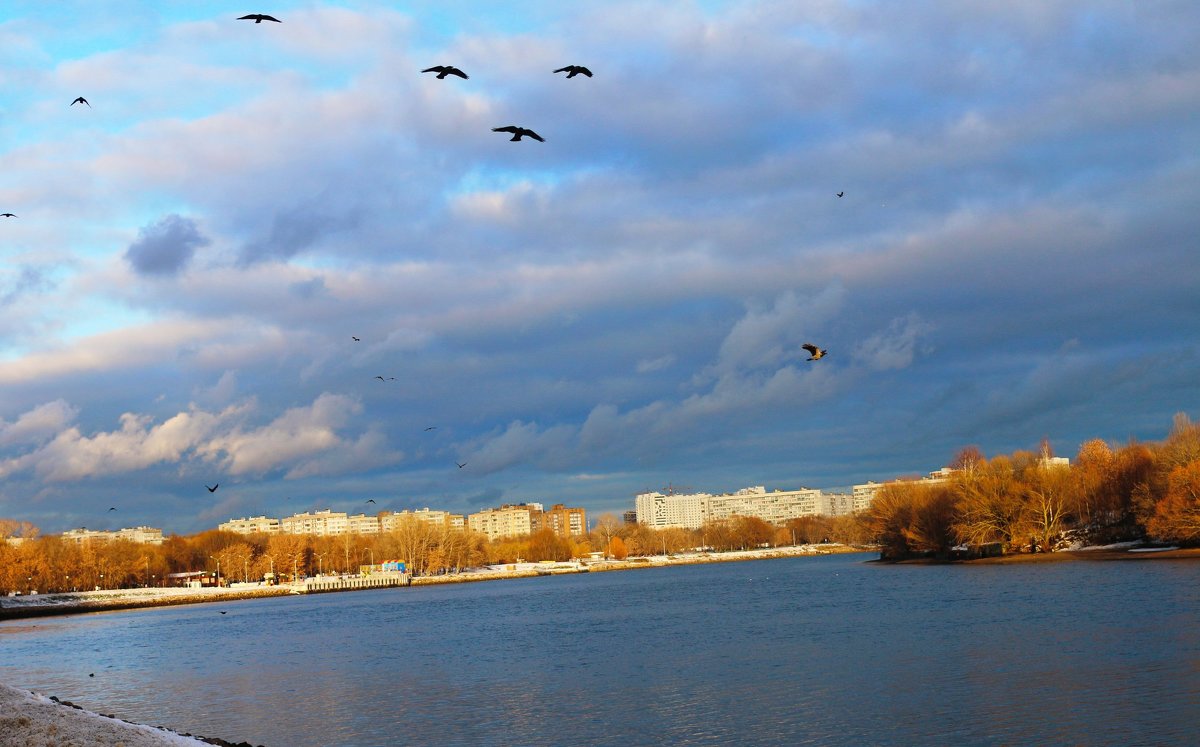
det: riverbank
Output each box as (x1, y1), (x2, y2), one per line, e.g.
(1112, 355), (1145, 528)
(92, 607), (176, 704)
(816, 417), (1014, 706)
(882, 544), (1200, 564)
(0, 682), (262, 747)
(0, 544), (865, 620)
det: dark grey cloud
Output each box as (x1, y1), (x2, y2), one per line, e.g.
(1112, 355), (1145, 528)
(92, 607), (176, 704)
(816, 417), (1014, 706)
(124, 214), (209, 276)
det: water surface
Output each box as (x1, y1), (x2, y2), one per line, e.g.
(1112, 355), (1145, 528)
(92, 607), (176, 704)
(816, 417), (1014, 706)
(2, 553), (1198, 746)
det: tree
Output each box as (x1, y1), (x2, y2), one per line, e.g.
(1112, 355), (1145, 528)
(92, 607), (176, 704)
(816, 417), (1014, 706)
(952, 456), (1023, 548)
(1022, 462), (1074, 551)
(608, 536), (628, 560)
(1146, 460), (1200, 544)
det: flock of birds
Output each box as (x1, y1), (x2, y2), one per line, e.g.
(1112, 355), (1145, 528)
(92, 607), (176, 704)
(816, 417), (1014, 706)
(5, 11), (836, 527)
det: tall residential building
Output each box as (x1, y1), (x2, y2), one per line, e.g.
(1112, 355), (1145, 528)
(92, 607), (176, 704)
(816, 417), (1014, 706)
(635, 491), (708, 530)
(467, 504), (538, 540)
(219, 516), (281, 535)
(60, 526), (165, 545)
(537, 504), (587, 537)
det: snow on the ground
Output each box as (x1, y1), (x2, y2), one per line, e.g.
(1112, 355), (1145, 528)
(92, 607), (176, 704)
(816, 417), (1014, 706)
(0, 682), (209, 746)
(1072, 541), (1145, 551)
(1129, 546), (1180, 553)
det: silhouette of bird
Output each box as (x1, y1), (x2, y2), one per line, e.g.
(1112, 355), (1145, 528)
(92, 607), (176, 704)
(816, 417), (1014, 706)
(801, 343), (827, 361)
(366, 499), (376, 504)
(351, 336), (360, 341)
(71, 97), (90, 107)
(0, 213), (15, 218)
(456, 461), (467, 469)
(206, 484), (219, 493)
(836, 192), (844, 198)
(492, 126), (544, 142)
(108, 507), (117, 512)
(89, 673), (94, 677)
(424, 426), (437, 431)
(238, 14), (281, 23)
(554, 65), (592, 78)
(422, 65), (468, 80)
(218, 611), (227, 614)
(374, 375), (396, 381)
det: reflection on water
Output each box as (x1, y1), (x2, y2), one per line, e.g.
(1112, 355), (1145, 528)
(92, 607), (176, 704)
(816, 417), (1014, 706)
(2, 553), (1199, 746)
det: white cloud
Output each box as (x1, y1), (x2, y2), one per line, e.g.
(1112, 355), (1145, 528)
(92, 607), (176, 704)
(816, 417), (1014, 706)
(853, 313), (934, 371)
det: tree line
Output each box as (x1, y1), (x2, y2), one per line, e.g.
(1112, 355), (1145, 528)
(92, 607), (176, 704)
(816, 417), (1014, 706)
(0, 508), (867, 594)
(868, 413), (1200, 559)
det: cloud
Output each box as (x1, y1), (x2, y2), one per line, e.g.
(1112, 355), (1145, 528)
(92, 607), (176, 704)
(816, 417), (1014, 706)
(198, 393), (403, 478)
(0, 400), (79, 447)
(124, 214), (210, 276)
(853, 313), (934, 371)
(636, 354), (675, 373)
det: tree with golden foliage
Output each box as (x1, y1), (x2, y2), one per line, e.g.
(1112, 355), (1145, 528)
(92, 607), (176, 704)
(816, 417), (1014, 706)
(1146, 460), (1200, 544)
(608, 535), (628, 560)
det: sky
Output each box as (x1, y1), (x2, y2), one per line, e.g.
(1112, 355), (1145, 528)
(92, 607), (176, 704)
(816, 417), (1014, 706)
(1, 1), (1197, 535)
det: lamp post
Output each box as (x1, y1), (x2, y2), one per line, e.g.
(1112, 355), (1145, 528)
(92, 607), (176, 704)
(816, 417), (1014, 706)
(65, 574), (70, 592)
(317, 552), (326, 576)
(243, 557), (248, 583)
(210, 555), (220, 588)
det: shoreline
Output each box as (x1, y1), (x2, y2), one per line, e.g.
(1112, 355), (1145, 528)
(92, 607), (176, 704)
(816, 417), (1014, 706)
(879, 546), (1200, 565)
(0, 682), (262, 747)
(0, 544), (866, 621)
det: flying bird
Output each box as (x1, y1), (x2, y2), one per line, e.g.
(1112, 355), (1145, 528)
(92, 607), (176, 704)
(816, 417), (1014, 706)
(0, 213), (16, 218)
(554, 65), (593, 78)
(206, 484), (219, 493)
(492, 126), (544, 142)
(424, 426), (437, 431)
(422, 65), (468, 80)
(836, 192), (844, 198)
(89, 673), (94, 677)
(218, 611), (227, 614)
(108, 507), (117, 512)
(456, 461), (467, 469)
(801, 343), (827, 361)
(238, 13), (281, 23)
(351, 336), (360, 341)
(366, 499), (376, 504)
(71, 97), (90, 107)
(374, 375), (396, 381)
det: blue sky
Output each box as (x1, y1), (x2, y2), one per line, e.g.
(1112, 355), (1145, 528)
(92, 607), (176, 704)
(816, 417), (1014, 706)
(1, 1), (1197, 534)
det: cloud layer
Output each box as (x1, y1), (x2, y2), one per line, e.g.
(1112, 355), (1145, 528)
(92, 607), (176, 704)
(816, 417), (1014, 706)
(0, 1), (1197, 532)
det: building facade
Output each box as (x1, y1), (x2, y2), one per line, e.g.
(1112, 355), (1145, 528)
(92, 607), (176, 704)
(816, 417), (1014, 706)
(219, 516), (281, 535)
(467, 505), (537, 540)
(536, 504), (587, 537)
(60, 526), (165, 545)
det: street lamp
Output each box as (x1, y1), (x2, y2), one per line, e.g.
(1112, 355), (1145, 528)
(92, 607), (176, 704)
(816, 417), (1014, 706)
(317, 552), (326, 576)
(210, 555), (220, 588)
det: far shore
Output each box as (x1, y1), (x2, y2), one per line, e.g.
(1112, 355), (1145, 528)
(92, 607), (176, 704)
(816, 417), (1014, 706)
(880, 546), (1200, 565)
(0, 543), (867, 621)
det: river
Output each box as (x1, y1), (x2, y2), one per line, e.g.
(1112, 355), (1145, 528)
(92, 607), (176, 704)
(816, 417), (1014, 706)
(2, 552), (1198, 746)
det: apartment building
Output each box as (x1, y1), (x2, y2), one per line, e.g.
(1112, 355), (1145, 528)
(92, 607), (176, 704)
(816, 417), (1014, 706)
(281, 509), (350, 536)
(536, 504), (587, 537)
(467, 504), (538, 540)
(219, 516), (281, 535)
(381, 508), (466, 532)
(60, 526), (165, 545)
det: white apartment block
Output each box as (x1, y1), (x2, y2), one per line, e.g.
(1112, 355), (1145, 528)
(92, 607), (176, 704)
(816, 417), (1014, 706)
(637, 486), (862, 530)
(60, 526), (165, 545)
(281, 509), (350, 536)
(381, 508), (466, 532)
(219, 516), (281, 535)
(635, 491), (708, 530)
(467, 505), (536, 540)
(347, 513), (381, 534)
